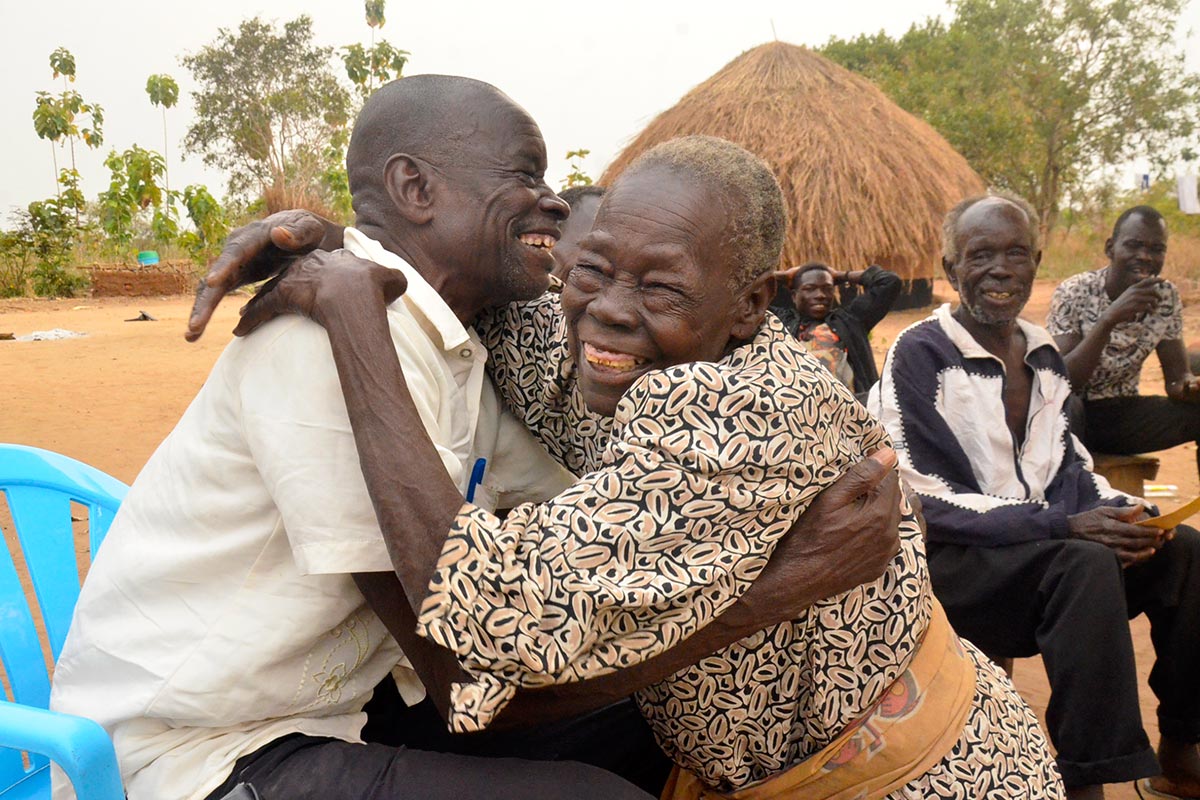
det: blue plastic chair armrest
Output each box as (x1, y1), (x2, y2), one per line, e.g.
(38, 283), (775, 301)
(0, 702), (123, 800)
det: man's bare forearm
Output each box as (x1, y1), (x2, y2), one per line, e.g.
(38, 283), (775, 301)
(323, 299), (463, 613)
(354, 571), (466, 719)
(1057, 326), (1112, 393)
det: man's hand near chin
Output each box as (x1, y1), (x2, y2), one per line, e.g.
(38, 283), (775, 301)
(185, 209), (341, 342)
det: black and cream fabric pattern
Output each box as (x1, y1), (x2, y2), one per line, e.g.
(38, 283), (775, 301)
(416, 294), (1063, 796)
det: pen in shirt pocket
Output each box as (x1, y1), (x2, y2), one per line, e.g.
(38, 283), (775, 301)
(466, 457), (487, 503)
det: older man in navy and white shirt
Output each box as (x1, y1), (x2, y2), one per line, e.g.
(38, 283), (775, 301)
(870, 193), (1200, 799)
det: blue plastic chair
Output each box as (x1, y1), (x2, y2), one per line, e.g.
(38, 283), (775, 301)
(0, 444), (128, 799)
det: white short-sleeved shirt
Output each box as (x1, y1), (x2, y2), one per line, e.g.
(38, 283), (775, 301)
(49, 229), (575, 800)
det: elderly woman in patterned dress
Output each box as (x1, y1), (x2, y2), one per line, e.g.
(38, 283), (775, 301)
(206, 136), (1064, 798)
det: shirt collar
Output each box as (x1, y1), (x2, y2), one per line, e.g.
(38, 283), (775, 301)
(934, 302), (1057, 361)
(343, 227), (472, 352)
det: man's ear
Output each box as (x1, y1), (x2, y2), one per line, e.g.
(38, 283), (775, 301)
(1034, 249), (1043, 267)
(730, 271), (775, 340)
(1103, 237), (1114, 261)
(941, 257), (958, 289)
(384, 153), (435, 225)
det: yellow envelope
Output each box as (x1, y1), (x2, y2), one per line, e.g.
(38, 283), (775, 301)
(1136, 495), (1200, 530)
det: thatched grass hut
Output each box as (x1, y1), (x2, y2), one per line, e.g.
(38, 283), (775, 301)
(600, 42), (985, 306)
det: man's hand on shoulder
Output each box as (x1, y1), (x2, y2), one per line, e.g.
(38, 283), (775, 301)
(233, 250), (407, 336)
(737, 448), (903, 626)
(185, 210), (342, 342)
(1067, 504), (1166, 566)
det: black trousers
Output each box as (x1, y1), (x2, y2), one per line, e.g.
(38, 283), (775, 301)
(1084, 395), (1200, 479)
(928, 528), (1200, 787)
(204, 685), (668, 800)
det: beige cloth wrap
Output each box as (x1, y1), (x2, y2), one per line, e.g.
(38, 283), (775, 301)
(661, 600), (976, 800)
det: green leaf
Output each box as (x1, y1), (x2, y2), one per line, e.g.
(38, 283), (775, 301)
(145, 74), (180, 109)
(49, 47), (75, 81)
(365, 0), (386, 28)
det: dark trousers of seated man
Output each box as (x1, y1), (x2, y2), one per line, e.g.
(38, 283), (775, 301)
(928, 527), (1200, 788)
(1082, 395), (1200, 480)
(203, 691), (669, 800)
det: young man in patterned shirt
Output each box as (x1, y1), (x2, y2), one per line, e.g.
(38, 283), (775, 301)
(1047, 206), (1200, 479)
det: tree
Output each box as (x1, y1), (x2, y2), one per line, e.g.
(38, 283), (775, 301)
(323, 1), (408, 219)
(32, 47), (103, 219)
(179, 184), (229, 264)
(821, 0), (1200, 231)
(342, 1), (409, 103)
(341, 41), (409, 102)
(145, 74), (179, 194)
(365, 0), (386, 29)
(97, 145), (174, 254)
(16, 191), (89, 297)
(561, 149), (594, 190)
(182, 16), (352, 209)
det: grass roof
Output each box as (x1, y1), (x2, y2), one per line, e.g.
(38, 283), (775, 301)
(599, 42), (985, 280)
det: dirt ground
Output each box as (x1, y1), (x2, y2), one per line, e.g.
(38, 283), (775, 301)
(2, 278), (1198, 798)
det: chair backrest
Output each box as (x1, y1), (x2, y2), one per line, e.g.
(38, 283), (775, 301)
(0, 443), (128, 792)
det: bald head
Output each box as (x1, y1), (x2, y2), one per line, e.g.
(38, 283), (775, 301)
(346, 75), (518, 220)
(942, 193), (1040, 264)
(341, 75), (567, 319)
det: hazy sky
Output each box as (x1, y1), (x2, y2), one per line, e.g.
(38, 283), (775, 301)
(3, 0), (1199, 220)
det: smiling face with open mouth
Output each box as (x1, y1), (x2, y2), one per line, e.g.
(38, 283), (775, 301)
(432, 94), (569, 308)
(943, 198), (1041, 328)
(560, 165), (754, 417)
(792, 268), (836, 320)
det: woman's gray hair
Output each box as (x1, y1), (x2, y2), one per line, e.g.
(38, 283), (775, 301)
(624, 136), (786, 290)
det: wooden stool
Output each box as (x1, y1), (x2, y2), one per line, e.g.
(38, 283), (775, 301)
(1091, 453), (1160, 498)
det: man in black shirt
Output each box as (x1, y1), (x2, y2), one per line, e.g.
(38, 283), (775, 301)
(773, 262), (901, 398)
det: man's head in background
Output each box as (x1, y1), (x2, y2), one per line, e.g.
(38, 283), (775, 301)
(791, 262), (837, 321)
(552, 185), (606, 280)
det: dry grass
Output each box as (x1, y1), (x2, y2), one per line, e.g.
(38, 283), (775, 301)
(599, 42), (985, 281)
(261, 182), (334, 219)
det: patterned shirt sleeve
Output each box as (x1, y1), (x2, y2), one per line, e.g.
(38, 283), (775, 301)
(1163, 281), (1184, 341)
(474, 290), (610, 475)
(415, 333), (884, 732)
(1045, 278), (1081, 338)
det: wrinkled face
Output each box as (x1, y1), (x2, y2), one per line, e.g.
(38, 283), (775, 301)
(1106, 212), (1167, 295)
(792, 269), (835, 320)
(561, 166), (747, 417)
(943, 199), (1039, 326)
(551, 194), (602, 280)
(437, 96), (568, 304)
